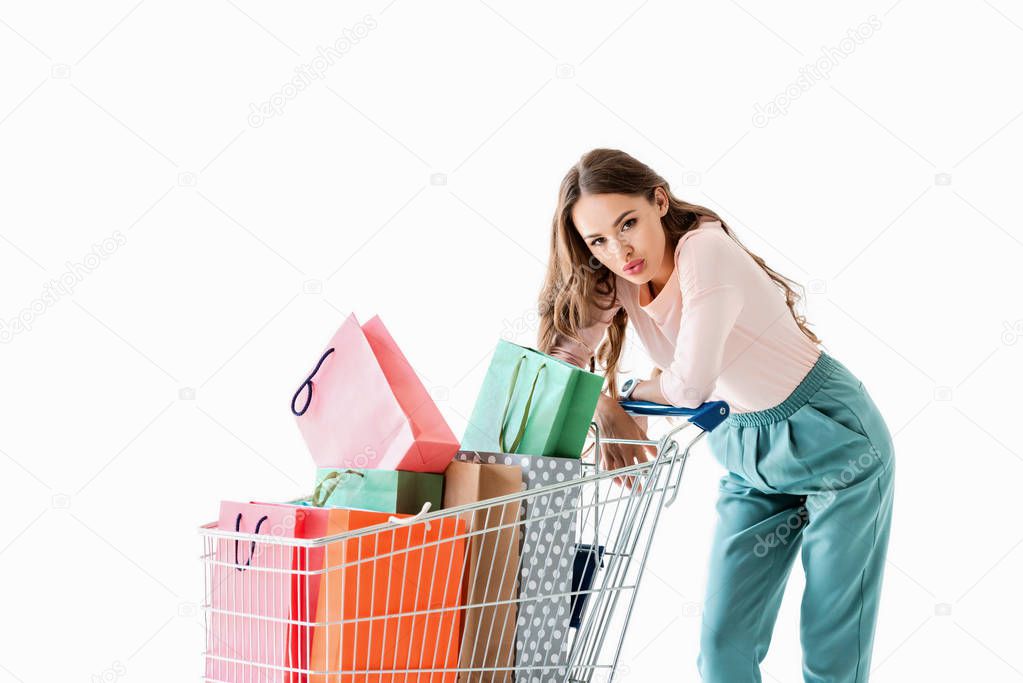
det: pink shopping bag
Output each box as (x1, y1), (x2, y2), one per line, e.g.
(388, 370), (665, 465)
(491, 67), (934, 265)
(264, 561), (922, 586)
(291, 313), (458, 472)
(207, 501), (373, 683)
(206, 501), (303, 683)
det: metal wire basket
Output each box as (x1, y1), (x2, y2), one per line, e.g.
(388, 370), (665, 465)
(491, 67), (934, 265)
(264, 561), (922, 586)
(199, 400), (729, 682)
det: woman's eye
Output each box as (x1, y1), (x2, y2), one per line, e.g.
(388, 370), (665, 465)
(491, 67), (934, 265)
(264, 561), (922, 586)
(590, 218), (634, 246)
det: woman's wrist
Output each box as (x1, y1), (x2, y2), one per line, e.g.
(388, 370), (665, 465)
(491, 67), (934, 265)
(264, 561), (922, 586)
(629, 379), (650, 403)
(631, 377), (669, 404)
(595, 392), (617, 422)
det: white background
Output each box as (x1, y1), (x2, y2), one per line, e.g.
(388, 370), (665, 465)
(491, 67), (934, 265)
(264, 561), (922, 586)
(1, 1), (1021, 681)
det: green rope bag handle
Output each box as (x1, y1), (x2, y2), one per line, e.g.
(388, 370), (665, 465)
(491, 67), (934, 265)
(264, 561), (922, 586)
(498, 354), (547, 453)
(311, 469), (365, 507)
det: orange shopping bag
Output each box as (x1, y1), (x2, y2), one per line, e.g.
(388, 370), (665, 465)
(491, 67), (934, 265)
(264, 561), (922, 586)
(310, 512), (467, 683)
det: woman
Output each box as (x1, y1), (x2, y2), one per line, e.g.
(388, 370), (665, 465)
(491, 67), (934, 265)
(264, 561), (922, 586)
(537, 148), (895, 682)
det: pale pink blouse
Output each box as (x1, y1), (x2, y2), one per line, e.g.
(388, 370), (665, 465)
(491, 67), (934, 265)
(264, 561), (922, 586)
(548, 219), (822, 413)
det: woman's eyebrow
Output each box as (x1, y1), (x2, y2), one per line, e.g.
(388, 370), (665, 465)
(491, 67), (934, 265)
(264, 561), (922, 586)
(584, 210), (634, 239)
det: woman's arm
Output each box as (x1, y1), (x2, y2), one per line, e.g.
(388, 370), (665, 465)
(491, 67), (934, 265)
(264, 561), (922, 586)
(546, 292), (622, 371)
(629, 372), (670, 404)
(638, 231), (746, 408)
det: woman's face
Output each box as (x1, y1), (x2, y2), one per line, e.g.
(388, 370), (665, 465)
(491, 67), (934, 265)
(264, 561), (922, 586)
(571, 189), (670, 284)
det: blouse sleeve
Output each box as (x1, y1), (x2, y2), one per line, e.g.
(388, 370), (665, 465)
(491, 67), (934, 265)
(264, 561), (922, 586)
(659, 231), (746, 409)
(546, 290), (622, 370)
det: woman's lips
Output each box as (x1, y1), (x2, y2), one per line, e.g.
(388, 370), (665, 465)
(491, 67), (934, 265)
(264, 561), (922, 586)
(623, 258), (645, 275)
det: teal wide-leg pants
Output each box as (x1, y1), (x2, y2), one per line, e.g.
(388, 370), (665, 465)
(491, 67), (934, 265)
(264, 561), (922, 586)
(698, 351), (895, 683)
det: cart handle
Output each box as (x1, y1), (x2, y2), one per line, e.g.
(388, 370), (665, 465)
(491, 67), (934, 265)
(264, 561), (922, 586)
(618, 399), (730, 432)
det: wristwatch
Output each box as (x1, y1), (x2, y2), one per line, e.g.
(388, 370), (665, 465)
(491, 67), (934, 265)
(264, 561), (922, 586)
(620, 378), (639, 400)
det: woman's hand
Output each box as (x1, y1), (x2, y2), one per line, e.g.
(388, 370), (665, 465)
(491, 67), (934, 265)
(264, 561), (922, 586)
(588, 393), (657, 490)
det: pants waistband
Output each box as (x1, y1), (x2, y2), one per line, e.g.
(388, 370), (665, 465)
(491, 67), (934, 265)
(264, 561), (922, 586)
(724, 350), (840, 427)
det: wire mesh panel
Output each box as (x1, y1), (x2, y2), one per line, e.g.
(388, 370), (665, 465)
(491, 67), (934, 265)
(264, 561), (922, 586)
(201, 418), (708, 682)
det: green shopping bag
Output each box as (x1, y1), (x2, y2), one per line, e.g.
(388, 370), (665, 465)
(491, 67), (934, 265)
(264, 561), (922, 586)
(460, 340), (604, 459)
(310, 468), (443, 514)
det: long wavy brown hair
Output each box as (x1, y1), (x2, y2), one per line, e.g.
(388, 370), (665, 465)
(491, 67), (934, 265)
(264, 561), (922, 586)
(536, 148), (822, 400)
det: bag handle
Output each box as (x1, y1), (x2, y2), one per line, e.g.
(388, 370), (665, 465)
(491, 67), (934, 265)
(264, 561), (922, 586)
(499, 355), (547, 453)
(291, 347), (335, 416)
(460, 451), (485, 464)
(233, 513), (270, 572)
(389, 501), (432, 532)
(310, 469), (365, 507)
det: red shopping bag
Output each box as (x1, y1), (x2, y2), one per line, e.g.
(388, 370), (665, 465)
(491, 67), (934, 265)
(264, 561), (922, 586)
(291, 313), (458, 473)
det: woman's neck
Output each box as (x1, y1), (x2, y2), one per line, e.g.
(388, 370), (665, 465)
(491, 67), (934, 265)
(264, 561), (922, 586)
(646, 240), (676, 299)
(647, 280), (660, 301)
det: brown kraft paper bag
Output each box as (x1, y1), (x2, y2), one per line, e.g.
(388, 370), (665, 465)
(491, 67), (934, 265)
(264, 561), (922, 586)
(443, 459), (524, 682)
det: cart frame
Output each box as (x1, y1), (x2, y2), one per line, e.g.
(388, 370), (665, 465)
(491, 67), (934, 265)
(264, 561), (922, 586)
(199, 399), (729, 682)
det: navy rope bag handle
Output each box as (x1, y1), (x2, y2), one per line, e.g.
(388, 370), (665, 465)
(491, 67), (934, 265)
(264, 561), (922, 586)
(234, 513), (270, 572)
(291, 347), (335, 416)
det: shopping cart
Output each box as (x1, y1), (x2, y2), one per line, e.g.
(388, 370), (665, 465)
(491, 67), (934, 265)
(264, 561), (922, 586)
(199, 399), (730, 682)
